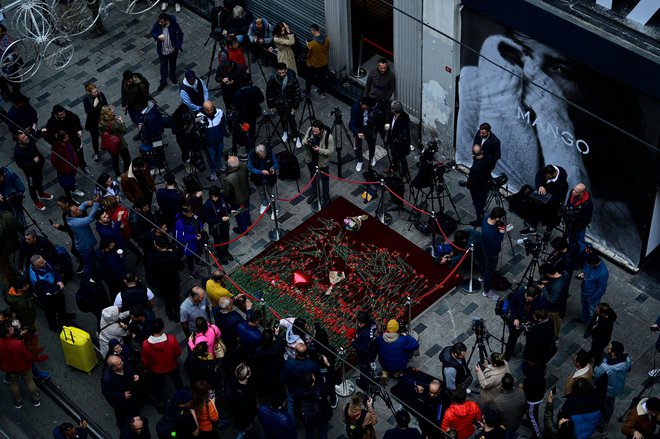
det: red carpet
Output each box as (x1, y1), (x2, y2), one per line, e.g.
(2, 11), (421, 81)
(229, 196), (462, 349)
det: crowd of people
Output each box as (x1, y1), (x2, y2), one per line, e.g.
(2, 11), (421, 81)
(0, 1), (658, 439)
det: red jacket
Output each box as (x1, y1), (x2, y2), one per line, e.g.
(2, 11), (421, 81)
(50, 140), (79, 175)
(0, 337), (33, 373)
(141, 334), (181, 373)
(441, 401), (482, 439)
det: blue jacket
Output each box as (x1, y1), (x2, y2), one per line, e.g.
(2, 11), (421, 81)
(28, 260), (62, 298)
(236, 322), (263, 354)
(280, 357), (320, 394)
(508, 287), (548, 323)
(257, 404), (297, 439)
(571, 411), (601, 439)
(351, 320), (379, 363)
(348, 101), (371, 136)
(0, 167), (25, 199)
(174, 213), (203, 256)
(150, 14), (184, 55)
(376, 333), (419, 372)
(247, 18), (273, 44)
(594, 354), (631, 397)
(96, 221), (126, 249)
(581, 261), (609, 301)
(67, 202), (100, 252)
(198, 107), (225, 147)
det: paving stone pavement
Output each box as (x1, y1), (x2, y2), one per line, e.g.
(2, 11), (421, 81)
(0, 6), (658, 438)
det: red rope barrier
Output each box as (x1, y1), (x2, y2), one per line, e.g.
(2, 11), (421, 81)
(212, 204), (271, 247)
(414, 248), (471, 302)
(362, 37), (394, 57)
(277, 173), (318, 203)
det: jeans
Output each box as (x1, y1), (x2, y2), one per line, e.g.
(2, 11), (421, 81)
(78, 247), (96, 281)
(206, 141), (225, 173)
(480, 254), (498, 292)
(230, 201), (252, 233)
(568, 228), (587, 261)
(159, 50), (179, 85)
(256, 182), (278, 209)
(580, 295), (597, 323)
(8, 370), (39, 404)
(306, 164), (330, 200)
(527, 400), (542, 438)
(24, 168), (45, 203)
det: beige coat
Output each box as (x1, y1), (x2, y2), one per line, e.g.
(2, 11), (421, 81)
(274, 33), (297, 75)
(475, 362), (510, 405)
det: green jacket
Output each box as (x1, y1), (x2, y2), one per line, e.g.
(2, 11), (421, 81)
(4, 286), (37, 332)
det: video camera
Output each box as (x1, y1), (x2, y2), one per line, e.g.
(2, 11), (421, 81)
(330, 107), (342, 121)
(471, 317), (487, 340)
(487, 173), (509, 190)
(417, 140), (439, 165)
(517, 235), (545, 258)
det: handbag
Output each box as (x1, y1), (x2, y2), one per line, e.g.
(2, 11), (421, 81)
(100, 121), (121, 155)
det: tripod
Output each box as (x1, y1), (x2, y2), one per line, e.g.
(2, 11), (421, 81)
(485, 186), (507, 211)
(466, 321), (502, 367)
(297, 95), (316, 134)
(512, 248), (544, 292)
(408, 169), (460, 229)
(617, 360), (659, 422)
(204, 31), (225, 88)
(255, 112), (289, 152)
(330, 110), (354, 179)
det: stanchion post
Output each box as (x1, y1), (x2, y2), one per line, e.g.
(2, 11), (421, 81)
(461, 244), (481, 293)
(376, 179), (391, 225)
(334, 347), (355, 397)
(269, 193), (281, 242)
(353, 35), (365, 78)
(311, 166), (322, 213)
(204, 244), (212, 277)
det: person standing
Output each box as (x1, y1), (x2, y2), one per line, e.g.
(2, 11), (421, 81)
(466, 144), (494, 227)
(120, 71), (150, 131)
(0, 323), (41, 409)
(272, 22), (297, 74)
(141, 317), (183, 411)
(82, 83), (109, 163)
(504, 285), (547, 361)
(593, 341), (632, 426)
(144, 236), (183, 321)
(344, 392), (378, 439)
(198, 100), (226, 181)
(538, 263), (568, 339)
(120, 157), (156, 206)
(231, 82), (264, 155)
(247, 144), (279, 219)
(222, 155), (252, 234)
(349, 96), (378, 172)
(44, 104), (90, 176)
(472, 123), (501, 168)
(66, 198), (101, 279)
(179, 70), (209, 113)
(564, 183), (593, 260)
(215, 60), (251, 109)
(440, 389), (482, 439)
(50, 131), (85, 201)
(203, 186), (232, 265)
(151, 13), (184, 92)
(302, 120), (335, 206)
(385, 101), (411, 180)
(480, 207), (506, 301)
(573, 252), (609, 324)
(266, 63), (302, 148)
(305, 24), (330, 98)
(257, 392), (297, 439)
(491, 373), (526, 439)
(13, 131), (52, 211)
(363, 58), (396, 142)
(351, 311), (379, 391)
(439, 342), (471, 392)
(99, 106), (132, 178)
(102, 355), (141, 430)
(28, 254), (76, 331)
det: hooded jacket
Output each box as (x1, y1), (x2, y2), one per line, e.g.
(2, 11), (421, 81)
(142, 333), (181, 373)
(440, 401), (481, 439)
(197, 106), (225, 146)
(439, 346), (471, 391)
(99, 305), (130, 357)
(375, 332), (419, 373)
(0, 336), (33, 373)
(306, 34), (329, 68)
(594, 354), (631, 397)
(622, 397), (659, 439)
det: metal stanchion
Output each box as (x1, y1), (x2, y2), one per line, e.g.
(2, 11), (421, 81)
(462, 244), (481, 293)
(376, 179), (392, 225)
(334, 347), (355, 397)
(406, 295), (418, 338)
(352, 35), (366, 78)
(311, 166), (322, 213)
(204, 244), (213, 277)
(269, 193), (285, 242)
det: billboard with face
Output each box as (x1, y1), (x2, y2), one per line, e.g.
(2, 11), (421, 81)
(455, 7), (660, 267)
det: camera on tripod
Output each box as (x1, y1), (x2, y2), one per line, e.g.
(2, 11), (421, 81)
(471, 317), (487, 340)
(487, 173), (509, 190)
(416, 141), (439, 166)
(517, 235), (544, 258)
(330, 107), (342, 120)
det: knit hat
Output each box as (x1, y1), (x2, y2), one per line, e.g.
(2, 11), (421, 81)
(386, 319), (399, 333)
(52, 104), (65, 114)
(174, 389), (193, 403)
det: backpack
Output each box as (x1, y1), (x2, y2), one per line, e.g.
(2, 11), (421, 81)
(344, 405), (368, 439)
(75, 279), (110, 314)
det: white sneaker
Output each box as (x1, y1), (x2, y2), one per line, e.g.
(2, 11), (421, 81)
(71, 189), (85, 197)
(175, 2), (180, 12)
(355, 162), (363, 172)
(482, 290), (499, 301)
(259, 205), (267, 214)
(281, 131), (288, 142)
(295, 138), (302, 149)
(649, 368), (660, 377)
(371, 157), (376, 167)
(270, 209), (279, 220)
(161, 2), (168, 10)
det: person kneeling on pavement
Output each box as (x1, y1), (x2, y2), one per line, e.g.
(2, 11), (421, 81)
(375, 319), (419, 384)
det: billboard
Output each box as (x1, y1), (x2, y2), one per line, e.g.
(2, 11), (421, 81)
(456, 7), (660, 267)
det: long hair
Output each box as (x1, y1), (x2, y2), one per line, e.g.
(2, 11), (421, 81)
(191, 380), (211, 415)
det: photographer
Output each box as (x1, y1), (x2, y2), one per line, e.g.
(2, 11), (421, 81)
(266, 63), (302, 149)
(215, 60), (251, 109)
(385, 100), (411, 180)
(343, 392), (378, 439)
(351, 311), (379, 391)
(467, 144), (494, 227)
(375, 320), (419, 384)
(563, 183), (593, 262)
(302, 120), (335, 207)
(504, 285), (547, 361)
(538, 263), (569, 338)
(414, 379), (451, 439)
(247, 144), (279, 219)
(231, 82), (264, 154)
(520, 164), (569, 236)
(475, 352), (509, 405)
(247, 17), (274, 65)
(349, 96), (378, 172)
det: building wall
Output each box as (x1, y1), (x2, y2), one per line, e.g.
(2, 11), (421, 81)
(420, 0), (459, 157)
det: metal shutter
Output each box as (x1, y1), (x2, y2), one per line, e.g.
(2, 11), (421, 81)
(245, 0), (326, 42)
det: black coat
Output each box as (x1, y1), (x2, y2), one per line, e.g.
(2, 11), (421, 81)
(232, 84), (264, 121)
(473, 131), (501, 167)
(534, 166), (569, 206)
(467, 156), (493, 191)
(82, 91), (109, 131)
(265, 70), (301, 110)
(13, 139), (44, 175)
(387, 111), (411, 159)
(144, 249), (184, 292)
(45, 110), (83, 147)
